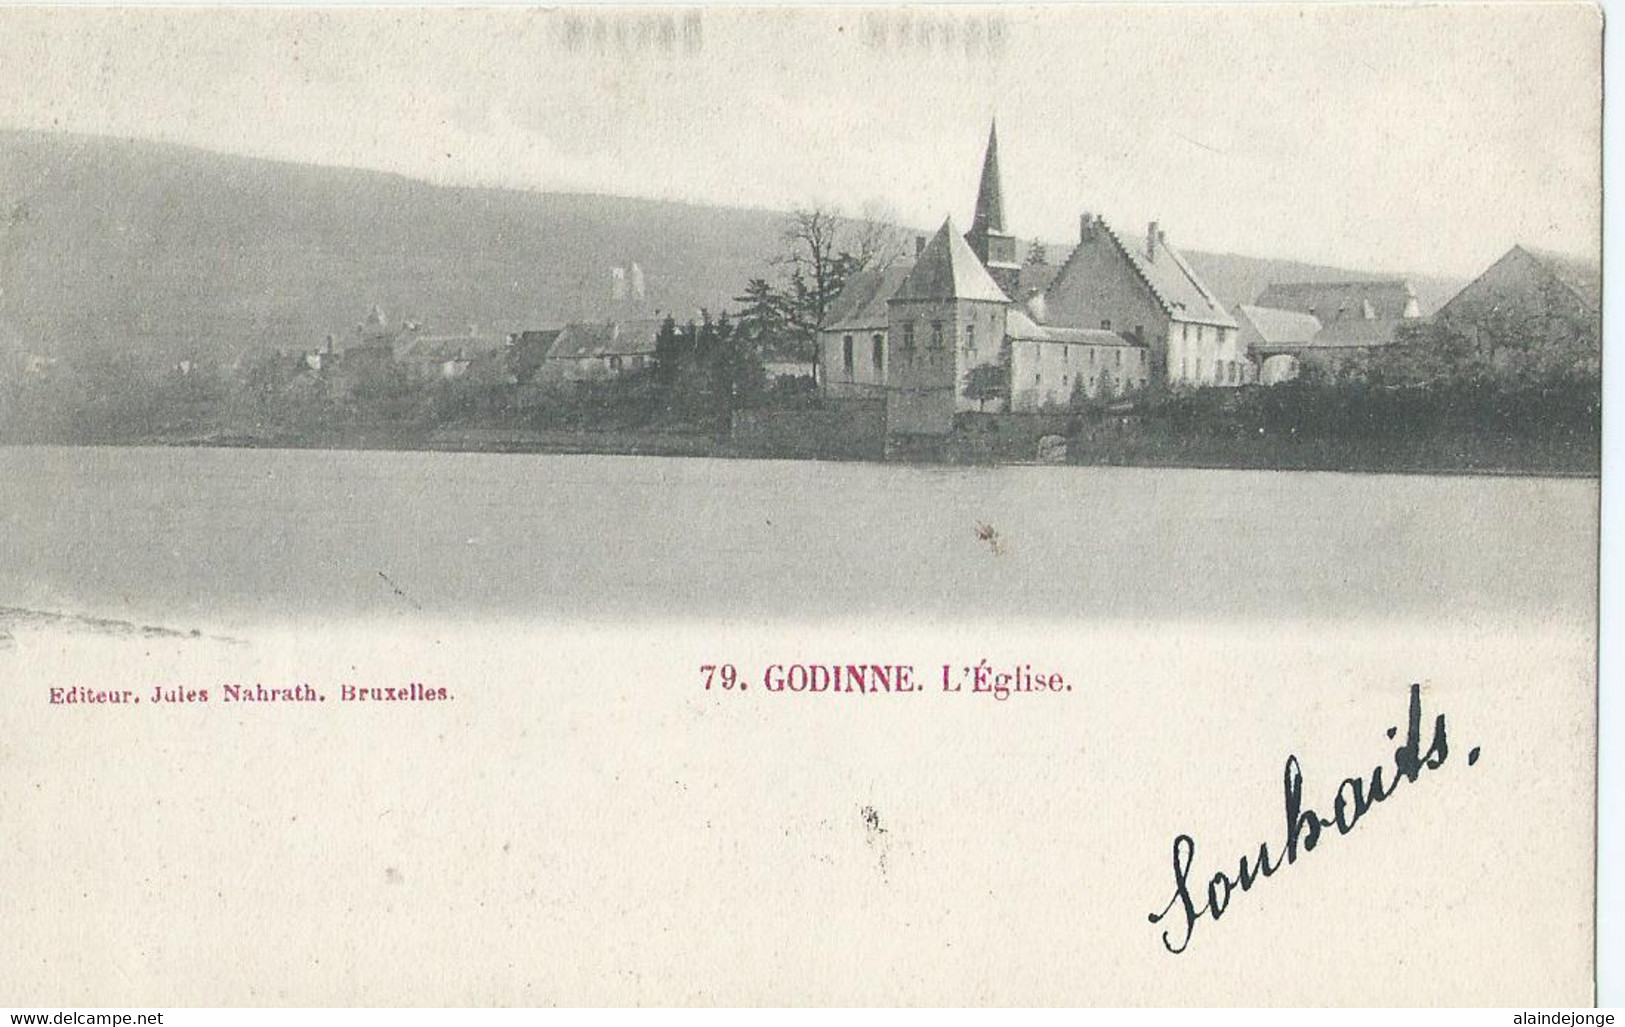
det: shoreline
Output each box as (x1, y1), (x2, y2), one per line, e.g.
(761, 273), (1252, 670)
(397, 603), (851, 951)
(0, 434), (1600, 481)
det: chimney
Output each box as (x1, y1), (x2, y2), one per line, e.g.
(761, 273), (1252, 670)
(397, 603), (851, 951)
(1146, 221), (1160, 262)
(1080, 213), (1095, 243)
(915, 235), (927, 257)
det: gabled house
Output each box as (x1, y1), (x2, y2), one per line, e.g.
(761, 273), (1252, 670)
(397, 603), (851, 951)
(1040, 214), (1241, 387)
(1240, 279), (1423, 383)
(394, 327), (505, 381)
(1434, 244), (1600, 350)
(544, 319), (665, 381)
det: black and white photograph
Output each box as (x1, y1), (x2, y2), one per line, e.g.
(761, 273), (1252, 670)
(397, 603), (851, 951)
(0, 3), (1607, 1011)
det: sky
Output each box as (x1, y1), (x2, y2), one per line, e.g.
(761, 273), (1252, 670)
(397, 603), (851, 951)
(0, 3), (1603, 279)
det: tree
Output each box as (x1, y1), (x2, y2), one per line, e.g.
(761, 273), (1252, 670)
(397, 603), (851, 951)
(846, 198), (909, 273)
(775, 204), (904, 384)
(732, 278), (794, 360)
(704, 312), (764, 437)
(779, 208), (850, 366)
(651, 314), (687, 395)
(962, 359), (1009, 413)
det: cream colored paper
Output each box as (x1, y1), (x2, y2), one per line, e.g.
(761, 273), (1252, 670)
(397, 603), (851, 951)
(0, 4), (1602, 1007)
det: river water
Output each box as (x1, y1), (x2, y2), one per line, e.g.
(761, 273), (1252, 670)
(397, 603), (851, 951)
(0, 444), (1595, 629)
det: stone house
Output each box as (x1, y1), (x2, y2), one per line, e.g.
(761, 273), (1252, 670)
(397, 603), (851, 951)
(1006, 310), (1147, 410)
(1040, 214), (1241, 388)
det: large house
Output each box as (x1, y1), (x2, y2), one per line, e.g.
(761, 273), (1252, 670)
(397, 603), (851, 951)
(819, 122), (1236, 434)
(1041, 214), (1239, 388)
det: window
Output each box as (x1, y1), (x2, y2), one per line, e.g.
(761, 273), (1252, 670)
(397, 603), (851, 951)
(930, 321), (944, 349)
(872, 334), (884, 376)
(1213, 359), (1222, 381)
(1064, 347), (1071, 364)
(609, 356), (622, 373)
(1115, 349), (1122, 367)
(1101, 318), (1112, 331)
(1183, 323), (1190, 341)
(842, 334), (854, 376)
(1089, 348), (1096, 365)
(965, 323), (976, 355)
(903, 322), (916, 355)
(1198, 325), (1207, 342)
(1134, 324), (1144, 340)
(1181, 358), (1188, 379)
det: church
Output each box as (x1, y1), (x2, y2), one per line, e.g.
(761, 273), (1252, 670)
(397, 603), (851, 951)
(820, 123), (1241, 435)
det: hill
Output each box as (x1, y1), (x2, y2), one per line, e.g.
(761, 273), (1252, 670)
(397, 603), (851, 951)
(0, 130), (1464, 361)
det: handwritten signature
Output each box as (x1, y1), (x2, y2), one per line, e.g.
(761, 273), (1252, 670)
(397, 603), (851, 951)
(1148, 683), (1481, 954)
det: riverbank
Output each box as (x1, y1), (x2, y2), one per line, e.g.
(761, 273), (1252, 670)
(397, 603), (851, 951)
(3, 421), (1592, 479)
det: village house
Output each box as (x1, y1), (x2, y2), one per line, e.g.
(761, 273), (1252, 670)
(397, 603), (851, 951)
(1434, 244), (1600, 363)
(818, 121), (1235, 433)
(509, 328), (563, 383)
(1237, 280), (1423, 382)
(393, 325), (505, 381)
(1255, 280), (1422, 322)
(1042, 214), (1240, 388)
(542, 319), (665, 381)
(1006, 309), (1147, 409)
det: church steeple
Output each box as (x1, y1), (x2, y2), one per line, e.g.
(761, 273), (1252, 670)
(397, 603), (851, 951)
(973, 120), (1007, 236)
(965, 120), (1021, 298)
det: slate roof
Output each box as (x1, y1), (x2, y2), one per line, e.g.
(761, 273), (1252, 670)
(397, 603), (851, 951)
(396, 333), (504, 363)
(1072, 219), (1236, 328)
(973, 122), (1007, 234)
(1013, 260), (1062, 301)
(1306, 317), (1408, 349)
(824, 261), (915, 332)
(890, 218), (1011, 304)
(1254, 280), (1419, 321)
(1236, 305), (1323, 348)
(513, 328), (563, 350)
(1518, 245), (1601, 313)
(1007, 309), (1140, 347)
(548, 319), (665, 360)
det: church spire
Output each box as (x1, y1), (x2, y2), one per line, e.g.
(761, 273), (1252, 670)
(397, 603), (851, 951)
(973, 120), (1006, 235)
(966, 120), (1020, 297)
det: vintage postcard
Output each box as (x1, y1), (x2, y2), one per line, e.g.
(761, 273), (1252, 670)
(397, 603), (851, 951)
(0, 3), (1603, 1008)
